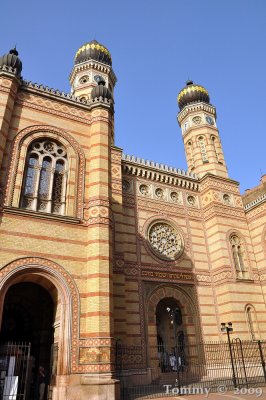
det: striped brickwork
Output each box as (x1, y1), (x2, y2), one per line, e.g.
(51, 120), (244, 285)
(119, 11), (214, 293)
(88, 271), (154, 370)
(0, 69), (115, 395)
(0, 76), (20, 183)
(0, 68), (266, 399)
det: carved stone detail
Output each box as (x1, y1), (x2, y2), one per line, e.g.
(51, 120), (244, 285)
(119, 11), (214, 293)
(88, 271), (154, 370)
(148, 222), (183, 260)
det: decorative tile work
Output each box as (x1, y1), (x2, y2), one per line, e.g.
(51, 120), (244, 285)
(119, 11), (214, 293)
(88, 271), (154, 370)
(16, 91), (92, 123)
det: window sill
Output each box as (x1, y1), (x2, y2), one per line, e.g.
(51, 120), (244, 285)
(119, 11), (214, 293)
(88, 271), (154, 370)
(2, 206), (81, 225)
(236, 277), (254, 283)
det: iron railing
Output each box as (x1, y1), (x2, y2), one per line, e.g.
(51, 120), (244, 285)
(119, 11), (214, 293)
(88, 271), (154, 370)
(0, 342), (31, 400)
(116, 339), (266, 399)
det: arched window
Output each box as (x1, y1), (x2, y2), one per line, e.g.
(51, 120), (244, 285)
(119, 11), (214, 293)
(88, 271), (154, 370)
(230, 234), (248, 279)
(211, 136), (221, 163)
(187, 141), (195, 170)
(246, 305), (259, 340)
(198, 136), (208, 163)
(21, 139), (68, 215)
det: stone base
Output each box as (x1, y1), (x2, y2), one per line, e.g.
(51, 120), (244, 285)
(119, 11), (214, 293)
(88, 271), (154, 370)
(52, 374), (120, 400)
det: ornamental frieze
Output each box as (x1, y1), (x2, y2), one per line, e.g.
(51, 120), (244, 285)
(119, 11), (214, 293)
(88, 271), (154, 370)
(200, 179), (239, 194)
(16, 93), (92, 123)
(245, 202), (266, 219)
(203, 205), (246, 220)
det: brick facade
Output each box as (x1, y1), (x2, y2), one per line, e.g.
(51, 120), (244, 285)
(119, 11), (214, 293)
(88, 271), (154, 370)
(0, 45), (266, 399)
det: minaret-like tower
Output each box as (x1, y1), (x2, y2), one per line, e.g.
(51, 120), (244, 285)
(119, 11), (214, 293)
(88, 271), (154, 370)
(69, 40), (116, 101)
(177, 80), (228, 178)
(0, 48), (22, 187)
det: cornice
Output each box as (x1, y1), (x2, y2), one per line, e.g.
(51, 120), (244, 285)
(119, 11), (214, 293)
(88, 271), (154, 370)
(244, 193), (266, 212)
(69, 60), (117, 86)
(0, 65), (21, 83)
(121, 153), (199, 190)
(177, 102), (216, 125)
(19, 80), (113, 110)
(0, 68), (22, 85)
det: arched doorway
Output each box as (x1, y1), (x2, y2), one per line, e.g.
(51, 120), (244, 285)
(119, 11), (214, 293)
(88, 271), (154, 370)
(0, 258), (78, 400)
(147, 285), (201, 381)
(156, 297), (186, 373)
(1, 282), (55, 369)
(0, 281), (58, 399)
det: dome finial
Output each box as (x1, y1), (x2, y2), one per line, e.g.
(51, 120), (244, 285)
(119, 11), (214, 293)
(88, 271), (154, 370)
(0, 46), (22, 76)
(9, 47), (18, 56)
(75, 40), (112, 66)
(178, 81), (210, 110)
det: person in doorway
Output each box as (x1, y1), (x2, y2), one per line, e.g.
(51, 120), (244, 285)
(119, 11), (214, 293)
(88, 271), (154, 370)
(36, 366), (47, 400)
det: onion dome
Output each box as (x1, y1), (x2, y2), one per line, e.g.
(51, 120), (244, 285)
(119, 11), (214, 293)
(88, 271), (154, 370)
(91, 79), (112, 101)
(0, 48), (22, 76)
(75, 40), (112, 66)
(178, 80), (210, 110)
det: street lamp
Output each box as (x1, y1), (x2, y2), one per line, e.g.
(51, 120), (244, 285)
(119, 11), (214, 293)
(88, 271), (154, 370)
(220, 322), (237, 388)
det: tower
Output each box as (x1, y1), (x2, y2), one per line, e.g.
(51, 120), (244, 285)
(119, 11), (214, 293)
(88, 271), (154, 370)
(69, 40), (116, 101)
(177, 80), (228, 178)
(0, 48), (22, 188)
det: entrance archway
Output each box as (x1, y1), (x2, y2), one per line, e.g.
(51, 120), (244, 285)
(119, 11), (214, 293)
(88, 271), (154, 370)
(0, 257), (79, 400)
(147, 285), (201, 380)
(1, 282), (55, 370)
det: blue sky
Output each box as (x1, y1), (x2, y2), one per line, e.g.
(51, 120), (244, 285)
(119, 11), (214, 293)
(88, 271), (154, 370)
(1, 0), (266, 193)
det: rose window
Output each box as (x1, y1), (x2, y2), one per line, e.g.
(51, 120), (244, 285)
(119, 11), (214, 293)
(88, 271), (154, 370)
(148, 222), (183, 260)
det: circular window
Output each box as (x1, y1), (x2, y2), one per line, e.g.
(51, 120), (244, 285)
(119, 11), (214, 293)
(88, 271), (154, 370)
(192, 116), (202, 125)
(79, 76), (89, 84)
(187, 195), (196, 206)
(139, 184), (150, 196)
(223, 194), (231, 204)
(148, 222), (183, 261)
(170, 191), (180, 203)
(155, 188), (164, 199)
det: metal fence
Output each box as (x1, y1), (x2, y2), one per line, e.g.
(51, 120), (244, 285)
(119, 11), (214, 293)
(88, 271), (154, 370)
(0, 342), (31, 400)
(116, 339), (266, 399)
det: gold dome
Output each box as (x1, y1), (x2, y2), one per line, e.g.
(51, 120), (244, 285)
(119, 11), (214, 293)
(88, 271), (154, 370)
(75, 40), (112, 66)
(178, 80), (210, 110)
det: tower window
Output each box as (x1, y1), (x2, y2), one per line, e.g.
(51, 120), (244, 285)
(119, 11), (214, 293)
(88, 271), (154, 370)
(187, 141), (195, 170)
(211, 136), (222, 163)
(21, 140), (68, 215)
(198, 136), (208, 163)
(230, 234), (248, 279)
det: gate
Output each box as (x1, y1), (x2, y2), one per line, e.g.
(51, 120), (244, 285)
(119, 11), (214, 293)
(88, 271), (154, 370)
(116, 339), (266, 399)
(0, 342), (31, 400)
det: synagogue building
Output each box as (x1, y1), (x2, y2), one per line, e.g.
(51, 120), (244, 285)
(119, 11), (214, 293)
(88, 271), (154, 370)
(0, 41), (265, 399)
